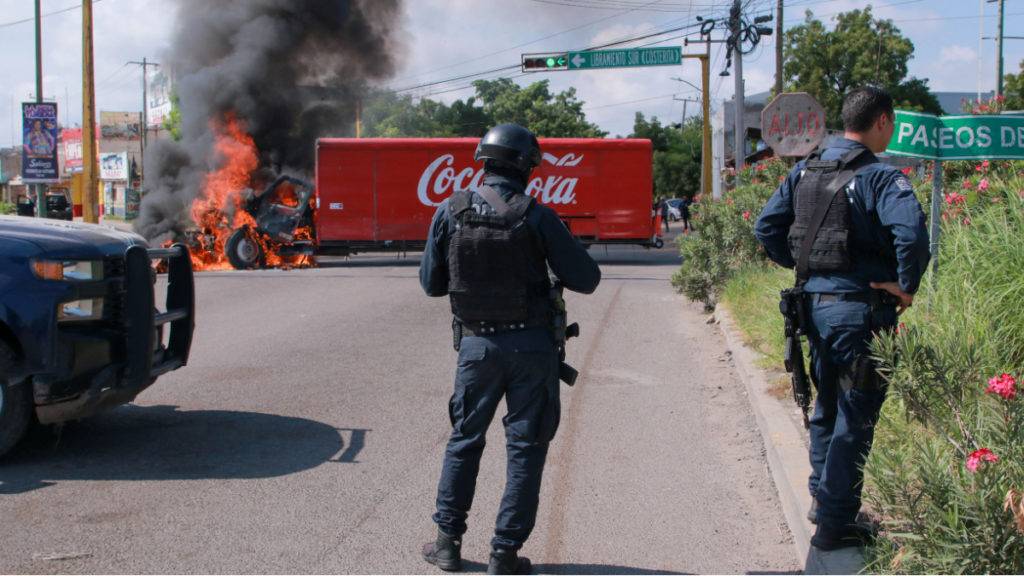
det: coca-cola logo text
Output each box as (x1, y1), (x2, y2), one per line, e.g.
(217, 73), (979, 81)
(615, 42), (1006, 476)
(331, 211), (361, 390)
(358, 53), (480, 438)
(417, 152), (583, 207)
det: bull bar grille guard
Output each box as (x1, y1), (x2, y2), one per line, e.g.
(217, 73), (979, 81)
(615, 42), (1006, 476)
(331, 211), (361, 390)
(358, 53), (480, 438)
(123, 243), (195, 388)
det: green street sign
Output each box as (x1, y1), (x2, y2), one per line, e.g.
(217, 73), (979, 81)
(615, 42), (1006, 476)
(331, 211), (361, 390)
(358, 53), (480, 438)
(567, 47), (682, 70)
(887, 110), (1024, 160)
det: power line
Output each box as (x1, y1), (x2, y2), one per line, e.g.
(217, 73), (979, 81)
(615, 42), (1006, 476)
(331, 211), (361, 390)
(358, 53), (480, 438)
(393, 18), (714, 94)
(0, 0), (106, 29)
(389, 0), (672, 86)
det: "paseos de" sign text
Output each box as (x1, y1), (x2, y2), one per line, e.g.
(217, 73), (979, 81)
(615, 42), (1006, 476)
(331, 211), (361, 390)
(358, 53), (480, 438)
(887, 110), (1024, 160)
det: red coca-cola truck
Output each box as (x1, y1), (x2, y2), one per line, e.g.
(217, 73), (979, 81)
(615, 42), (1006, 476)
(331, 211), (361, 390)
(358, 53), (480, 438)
(225, 138), (660, 268)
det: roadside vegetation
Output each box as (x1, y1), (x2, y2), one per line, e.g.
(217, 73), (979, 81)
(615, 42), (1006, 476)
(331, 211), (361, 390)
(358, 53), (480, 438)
(675, 155), (1024, 572)
(0, 201), (15, 215)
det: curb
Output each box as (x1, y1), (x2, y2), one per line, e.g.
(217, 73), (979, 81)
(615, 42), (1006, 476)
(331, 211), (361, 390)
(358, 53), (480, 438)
(714, 305), (865, 575)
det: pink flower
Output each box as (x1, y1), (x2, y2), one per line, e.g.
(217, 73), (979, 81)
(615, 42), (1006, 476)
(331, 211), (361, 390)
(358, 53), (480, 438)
(976, 164), (984, 172)
(962, 217), (972, 226)
(901, 166), (913, 177)
(726, 198), (734, 206)
(986, 373), (1018, 400)
(755, 163), (766, 172)
(962, 179), (973, 190)
(983, 160), (990, 168)
(978, 178), (990, 192)
(966, 448), (999, 472)
(742, 210), (751, 221)
(895, 322), (907, 335)
(944, 192), (967, 206)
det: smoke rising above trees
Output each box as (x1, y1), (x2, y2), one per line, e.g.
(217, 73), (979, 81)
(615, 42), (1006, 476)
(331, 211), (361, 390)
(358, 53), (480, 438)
(136, 0), (404, 241)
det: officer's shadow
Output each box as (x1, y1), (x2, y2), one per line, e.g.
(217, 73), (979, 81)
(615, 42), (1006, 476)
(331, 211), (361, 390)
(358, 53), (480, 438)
(0, 404), (368, 494)
(455, 561), (797, 574)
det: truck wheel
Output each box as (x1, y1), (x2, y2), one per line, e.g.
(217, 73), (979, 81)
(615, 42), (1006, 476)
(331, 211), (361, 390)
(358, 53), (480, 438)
(654, 239), (665, 249)
(226, 227), (265, 270)
(0, 342), (32, 458)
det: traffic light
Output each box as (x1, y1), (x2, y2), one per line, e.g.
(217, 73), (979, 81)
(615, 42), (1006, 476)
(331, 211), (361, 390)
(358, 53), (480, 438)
(522, 53), (568, 72)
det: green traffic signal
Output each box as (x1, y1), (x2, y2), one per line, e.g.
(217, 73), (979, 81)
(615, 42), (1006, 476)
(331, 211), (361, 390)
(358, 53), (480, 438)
(546, 57), (556, 68)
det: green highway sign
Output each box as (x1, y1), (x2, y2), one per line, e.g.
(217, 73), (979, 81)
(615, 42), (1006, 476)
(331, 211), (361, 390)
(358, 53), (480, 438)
(568, 47), (682, 70)
(887, 110), (1024, 160)
(522, 47), (682, 73)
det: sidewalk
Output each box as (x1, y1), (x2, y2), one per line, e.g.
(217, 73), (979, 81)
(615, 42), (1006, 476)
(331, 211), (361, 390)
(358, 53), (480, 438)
(714, 305), (866, 575)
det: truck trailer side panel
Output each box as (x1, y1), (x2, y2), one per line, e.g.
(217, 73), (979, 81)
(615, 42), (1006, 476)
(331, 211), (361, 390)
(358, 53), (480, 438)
(315, 138), (655, 246)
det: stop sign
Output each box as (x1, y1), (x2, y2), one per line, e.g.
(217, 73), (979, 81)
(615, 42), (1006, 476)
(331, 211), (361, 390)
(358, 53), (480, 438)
(761, 92), (827, 157)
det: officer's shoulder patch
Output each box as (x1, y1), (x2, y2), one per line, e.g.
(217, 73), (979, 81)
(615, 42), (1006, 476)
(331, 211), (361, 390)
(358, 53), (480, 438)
(894, 176), (914, 191)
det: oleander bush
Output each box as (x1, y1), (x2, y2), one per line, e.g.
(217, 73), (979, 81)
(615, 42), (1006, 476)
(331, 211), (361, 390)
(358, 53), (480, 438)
(864, 162), (1024, 574)
(671, 158), (789, 308)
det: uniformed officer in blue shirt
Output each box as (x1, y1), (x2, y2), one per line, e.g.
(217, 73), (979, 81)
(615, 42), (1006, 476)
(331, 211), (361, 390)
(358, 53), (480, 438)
(755, 87), (931, 550)
(419, 124), (601, 574)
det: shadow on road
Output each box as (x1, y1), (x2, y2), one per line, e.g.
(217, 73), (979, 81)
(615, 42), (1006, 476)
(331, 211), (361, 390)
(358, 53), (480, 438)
(0, 405), (360, 495)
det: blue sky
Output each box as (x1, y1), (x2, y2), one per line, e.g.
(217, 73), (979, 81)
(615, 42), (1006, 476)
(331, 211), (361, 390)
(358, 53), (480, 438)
(0, 0), (1021, 143)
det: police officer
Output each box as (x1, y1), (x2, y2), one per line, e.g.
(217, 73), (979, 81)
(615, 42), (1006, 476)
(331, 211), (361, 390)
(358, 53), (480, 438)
(419, 124), (601, 574)
(754, 87), (930, 550)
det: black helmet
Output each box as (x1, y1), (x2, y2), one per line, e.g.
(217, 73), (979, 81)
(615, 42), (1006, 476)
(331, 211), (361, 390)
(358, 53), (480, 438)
(474, 123), (542, 175)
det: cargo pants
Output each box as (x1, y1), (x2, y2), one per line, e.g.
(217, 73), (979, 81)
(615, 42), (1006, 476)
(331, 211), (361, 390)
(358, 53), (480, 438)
(805, 294), (897, 529)
(433, 330), (561, 551)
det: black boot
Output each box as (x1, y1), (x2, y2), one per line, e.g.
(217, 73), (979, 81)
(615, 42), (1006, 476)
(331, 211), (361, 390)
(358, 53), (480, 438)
(810, 522), (875, 551)
(486, 547), (532, 575)
(422, 529), (462, 572)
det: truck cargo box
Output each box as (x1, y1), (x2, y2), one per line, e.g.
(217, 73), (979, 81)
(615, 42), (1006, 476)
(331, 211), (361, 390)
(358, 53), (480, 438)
(314, 138), (658, 251)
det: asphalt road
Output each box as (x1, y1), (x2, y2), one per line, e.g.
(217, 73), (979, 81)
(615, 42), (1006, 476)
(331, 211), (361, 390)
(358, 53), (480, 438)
(0, 235), (799, 574)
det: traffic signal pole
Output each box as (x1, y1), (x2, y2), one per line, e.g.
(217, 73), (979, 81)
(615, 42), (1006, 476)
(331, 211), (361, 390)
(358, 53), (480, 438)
(683, 40), (713, 199)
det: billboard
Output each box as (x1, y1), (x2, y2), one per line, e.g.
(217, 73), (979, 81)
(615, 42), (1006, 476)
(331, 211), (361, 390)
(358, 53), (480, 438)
(147, 70), (173, 129)
(100, 152), (129, 181)
(22, 102), (59, 183)
(62, 128), (83, 174)
(100, 111), (142, 140)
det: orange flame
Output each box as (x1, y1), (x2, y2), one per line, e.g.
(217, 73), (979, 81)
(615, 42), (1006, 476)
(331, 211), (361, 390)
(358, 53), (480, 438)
(181, 113), (314, 271)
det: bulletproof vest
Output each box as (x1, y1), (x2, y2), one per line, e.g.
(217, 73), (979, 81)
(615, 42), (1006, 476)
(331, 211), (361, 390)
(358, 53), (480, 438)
(787, 148), (875, 279)
(447, 187), (550, 326)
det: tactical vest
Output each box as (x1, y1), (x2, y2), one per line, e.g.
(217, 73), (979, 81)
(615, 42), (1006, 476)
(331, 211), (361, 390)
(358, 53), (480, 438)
(787, 148), (876, 279)
(447, 187), (550, 327)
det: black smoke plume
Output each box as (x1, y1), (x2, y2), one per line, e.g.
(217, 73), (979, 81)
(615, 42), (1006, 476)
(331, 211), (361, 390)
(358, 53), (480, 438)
(136, 0), (404, 241)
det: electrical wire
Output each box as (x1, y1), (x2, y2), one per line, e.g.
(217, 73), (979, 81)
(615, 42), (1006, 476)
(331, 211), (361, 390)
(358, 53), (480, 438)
(0, 0), (106, 29)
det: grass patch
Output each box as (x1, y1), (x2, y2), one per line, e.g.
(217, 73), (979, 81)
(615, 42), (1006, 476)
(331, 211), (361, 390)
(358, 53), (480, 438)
(720, 264), (791, 368)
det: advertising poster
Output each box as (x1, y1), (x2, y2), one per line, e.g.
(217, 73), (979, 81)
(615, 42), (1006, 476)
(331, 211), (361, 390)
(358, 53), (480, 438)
(100, 152), (129, 181)
(125, 188), (141, 220)
(62, 128), (83, 174)
(22, 102), (59, 183)
(147, 70), (173, 128)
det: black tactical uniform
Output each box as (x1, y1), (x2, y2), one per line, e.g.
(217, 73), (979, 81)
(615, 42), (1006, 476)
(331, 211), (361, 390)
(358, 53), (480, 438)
(420, 124), (601, 574)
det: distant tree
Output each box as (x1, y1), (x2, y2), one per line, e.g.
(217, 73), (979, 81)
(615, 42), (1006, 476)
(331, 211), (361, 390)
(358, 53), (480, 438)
(1004, 59), (1024, 111)
(784, 7), (940, 126)
(472, 78), (607, 138)
(164, 91), (182, 141)
(362, 92), (492, 137)
(630, 112), (702, 200)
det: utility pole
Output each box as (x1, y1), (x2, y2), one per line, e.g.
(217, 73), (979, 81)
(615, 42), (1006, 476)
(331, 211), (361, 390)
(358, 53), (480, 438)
(730, 0), (746, 180)
(82, 0), (99, 224)
(682, 38), (714, 199)
(674, 96), (701, 128)
(33, 0), (45, 218)
(994, 0), (1005, 97)
(128, 58), (160, 185)
(775, 0), (783, 97)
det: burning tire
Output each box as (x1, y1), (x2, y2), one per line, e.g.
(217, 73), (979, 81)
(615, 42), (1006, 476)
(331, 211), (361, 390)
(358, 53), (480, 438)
(226, 226), (266, 270)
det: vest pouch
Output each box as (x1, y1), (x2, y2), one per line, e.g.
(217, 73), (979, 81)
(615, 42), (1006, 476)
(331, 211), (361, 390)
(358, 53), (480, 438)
(809, 227), (852, 272)
(450, 287), (529, 324)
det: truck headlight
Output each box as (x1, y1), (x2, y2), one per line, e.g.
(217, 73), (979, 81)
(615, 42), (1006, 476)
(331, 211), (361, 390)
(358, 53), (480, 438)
(31, 260), (104, 282)
(58, 298), (104, 322)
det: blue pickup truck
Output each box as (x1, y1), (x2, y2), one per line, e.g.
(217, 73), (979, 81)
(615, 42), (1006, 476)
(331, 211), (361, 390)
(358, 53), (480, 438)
(0, 216), (195, 457)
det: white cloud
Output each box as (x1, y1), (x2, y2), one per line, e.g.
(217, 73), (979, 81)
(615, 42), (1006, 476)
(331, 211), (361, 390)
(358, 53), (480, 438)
(939, 45), (977, 64)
